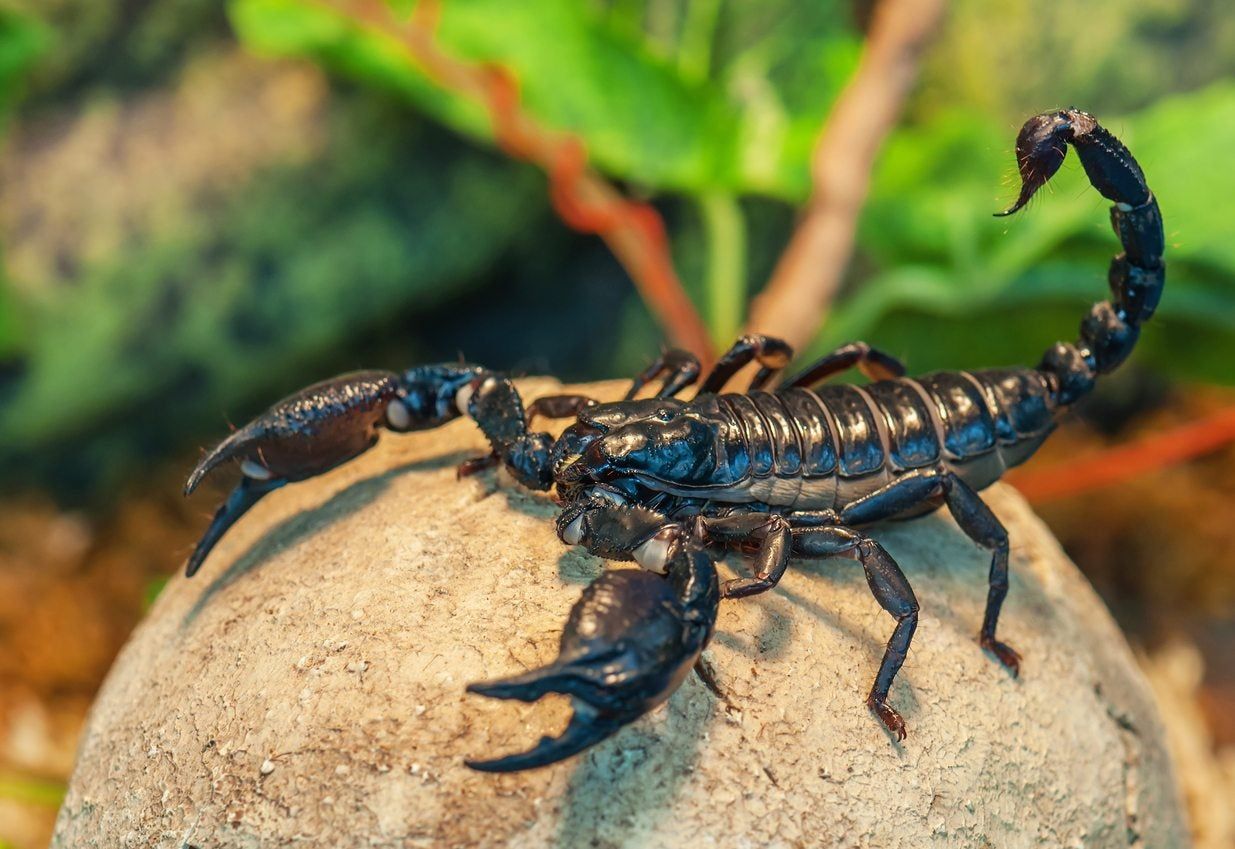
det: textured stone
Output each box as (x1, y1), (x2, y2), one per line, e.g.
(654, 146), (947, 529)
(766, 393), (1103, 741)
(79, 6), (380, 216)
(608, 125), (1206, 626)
(53, 380), (1188, 848)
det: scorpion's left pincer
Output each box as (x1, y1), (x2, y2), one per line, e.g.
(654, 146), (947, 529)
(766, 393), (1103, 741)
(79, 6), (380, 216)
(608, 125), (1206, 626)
(465, 544), (719, 772)
(182, 367), (485, 577)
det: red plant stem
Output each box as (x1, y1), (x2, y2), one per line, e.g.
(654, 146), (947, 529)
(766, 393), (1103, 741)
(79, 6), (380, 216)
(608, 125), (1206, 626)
(343, 0), (715, 364)
(1006, 406), (1235, 503)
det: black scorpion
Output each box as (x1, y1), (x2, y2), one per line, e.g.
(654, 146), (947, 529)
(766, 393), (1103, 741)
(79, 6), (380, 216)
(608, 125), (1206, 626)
(183, 111), (1164, 771)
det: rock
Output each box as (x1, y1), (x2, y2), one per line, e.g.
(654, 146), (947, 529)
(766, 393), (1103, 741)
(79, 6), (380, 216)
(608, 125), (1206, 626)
(53, 380), (1188, 847)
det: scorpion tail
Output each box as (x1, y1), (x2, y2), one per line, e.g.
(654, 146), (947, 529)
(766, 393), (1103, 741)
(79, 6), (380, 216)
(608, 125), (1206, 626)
(998, 109), (1165, 407)
(466, 547), (719, 772)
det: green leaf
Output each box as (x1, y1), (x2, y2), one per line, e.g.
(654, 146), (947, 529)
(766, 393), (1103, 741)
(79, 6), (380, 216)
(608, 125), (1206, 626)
(228, 0), (861, 198)
(0, 8), (47, 108)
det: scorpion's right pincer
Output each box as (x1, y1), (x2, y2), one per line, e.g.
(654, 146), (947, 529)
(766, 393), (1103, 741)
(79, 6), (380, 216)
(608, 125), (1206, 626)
(465, 543), (719, 772)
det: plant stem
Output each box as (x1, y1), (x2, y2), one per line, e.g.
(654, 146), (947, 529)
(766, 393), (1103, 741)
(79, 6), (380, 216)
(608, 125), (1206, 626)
(699, 191), (746, 347)
(677, 0), (721, 83)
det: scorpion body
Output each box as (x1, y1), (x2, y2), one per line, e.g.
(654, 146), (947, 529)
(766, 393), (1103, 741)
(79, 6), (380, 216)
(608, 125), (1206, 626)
(565, 370), (1054, 511)
(182, 110), (1164, 772)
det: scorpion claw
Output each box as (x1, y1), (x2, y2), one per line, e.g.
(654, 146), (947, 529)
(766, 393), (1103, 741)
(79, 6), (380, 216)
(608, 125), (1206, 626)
(980, 635), (1022, 677)
(184, 477), (284, 577)
(463, 704), (623, 773)
(183, 370), (405, 576)
(867, 694), (907, 741)
(467, 549), (718, 772)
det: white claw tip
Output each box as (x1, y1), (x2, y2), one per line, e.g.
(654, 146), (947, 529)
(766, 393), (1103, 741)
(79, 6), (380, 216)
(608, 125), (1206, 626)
(633, 532), (674, 574)
(561, 514), (584, 546)
(241, 459), (273, 480)
(455, 382), (477, 417)
(385, 400), (411, 430)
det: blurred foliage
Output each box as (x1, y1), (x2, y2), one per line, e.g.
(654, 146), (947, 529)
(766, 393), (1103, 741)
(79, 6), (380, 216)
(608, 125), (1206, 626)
(914, 0), (1235, 123)
(0, 773), (64, 808)
(4, 0), (228, 100)
(0, 80), (549, 489)
(0, 8), (45, 116)
(230, 0), (862, 198)
(0, 8), (46, 359)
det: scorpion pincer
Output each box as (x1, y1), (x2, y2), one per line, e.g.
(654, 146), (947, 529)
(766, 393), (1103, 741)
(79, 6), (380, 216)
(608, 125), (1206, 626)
(182, 110), (1164, 770)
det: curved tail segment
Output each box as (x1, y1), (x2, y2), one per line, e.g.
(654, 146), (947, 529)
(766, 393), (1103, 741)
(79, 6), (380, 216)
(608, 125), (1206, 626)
(997, 109), (1165, 407)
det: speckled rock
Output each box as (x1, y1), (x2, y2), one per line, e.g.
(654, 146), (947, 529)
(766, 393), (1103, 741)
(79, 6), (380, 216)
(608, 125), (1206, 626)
(53, 380), (1188, 848)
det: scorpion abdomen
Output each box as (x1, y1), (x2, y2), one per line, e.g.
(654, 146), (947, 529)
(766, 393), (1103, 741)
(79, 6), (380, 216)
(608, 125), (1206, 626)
(696, 367), (1057, 514)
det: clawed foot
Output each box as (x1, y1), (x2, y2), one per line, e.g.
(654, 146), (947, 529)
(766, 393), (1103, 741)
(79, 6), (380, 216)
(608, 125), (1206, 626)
(867, 694), (907, 741)
(466, 548), (719, 772)
(720, 576), (773, 599)
(456, 453), (498, 479)
(980, 635), (1022, 677)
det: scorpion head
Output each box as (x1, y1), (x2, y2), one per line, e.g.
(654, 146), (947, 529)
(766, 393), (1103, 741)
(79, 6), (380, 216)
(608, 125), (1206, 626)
(554, 401), (735, 498)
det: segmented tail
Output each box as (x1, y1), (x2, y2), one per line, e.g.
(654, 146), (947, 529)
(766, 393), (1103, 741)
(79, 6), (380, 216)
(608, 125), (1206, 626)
(998, 109), (1165, 407)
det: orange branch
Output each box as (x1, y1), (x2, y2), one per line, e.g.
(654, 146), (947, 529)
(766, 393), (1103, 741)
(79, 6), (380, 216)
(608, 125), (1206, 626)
(745, 0), (946, 352)
(342, 0), (715, 363)
(1006, 406), (1235, 503)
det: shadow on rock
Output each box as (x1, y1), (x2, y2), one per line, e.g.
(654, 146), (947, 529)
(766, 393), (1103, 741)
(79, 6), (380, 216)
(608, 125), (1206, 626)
(181, 451), (471, 627)
(557, 678), (714, 847)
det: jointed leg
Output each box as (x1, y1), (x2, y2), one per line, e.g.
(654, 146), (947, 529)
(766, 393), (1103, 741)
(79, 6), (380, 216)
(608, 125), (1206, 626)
(699, 334), (794, 394)
(783, 341), (905, 389)
(696, 513), (792, 598)
(695, 509), (919, 738)
(526, 394), (598, 426)
(839, 467), (1019, 673)
(626, 348), (701, 399)
(796, 525), (919, 740)
(943, 479), (1018, 671)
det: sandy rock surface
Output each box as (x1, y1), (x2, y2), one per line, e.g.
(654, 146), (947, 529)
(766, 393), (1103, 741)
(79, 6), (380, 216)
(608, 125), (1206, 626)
(53, 379), (1188, 848)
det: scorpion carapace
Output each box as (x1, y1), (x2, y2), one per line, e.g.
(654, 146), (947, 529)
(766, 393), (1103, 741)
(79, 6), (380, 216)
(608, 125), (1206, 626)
(182, 110), (1163, 771)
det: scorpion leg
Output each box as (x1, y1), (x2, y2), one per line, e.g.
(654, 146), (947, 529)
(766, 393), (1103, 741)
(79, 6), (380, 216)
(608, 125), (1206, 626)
(625, 348), (701, 399)
(456, 385), (590, 484)
(696, 513), (793, 599)
(841, 468), (1019, 674)
(795, 525), (919, 740)
(696, 509), (920, 738)
(699, 334), (794, 394)
(466, 538), (719, 771)
(526, 394), (598, 426)
(783, 341), (906, 388)
(452, 374), (560, 491)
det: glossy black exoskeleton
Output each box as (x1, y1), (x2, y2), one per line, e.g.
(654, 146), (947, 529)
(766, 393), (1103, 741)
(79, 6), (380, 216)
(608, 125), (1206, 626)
(183, 111), (1164, 770)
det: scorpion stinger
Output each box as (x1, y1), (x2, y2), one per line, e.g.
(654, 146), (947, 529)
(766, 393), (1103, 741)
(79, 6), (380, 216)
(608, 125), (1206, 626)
(466, 540), (719, 772)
